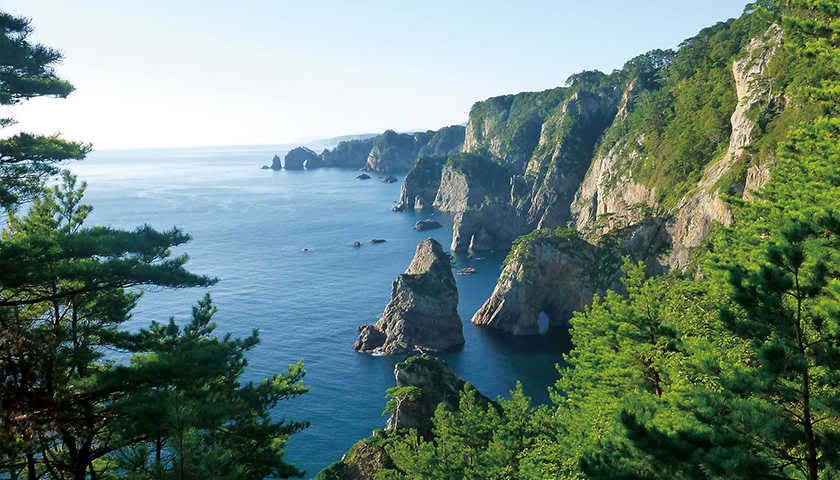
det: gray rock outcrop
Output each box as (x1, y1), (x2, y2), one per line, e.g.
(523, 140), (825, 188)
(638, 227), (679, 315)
(472, 220), (668, 335)
(270, 154), (282, 170)
(364, 127), (466, 173)
(396, 156), (445, 210)
(385, 357), (493, 433)
(283, 147), (319, 170)
(354, 238), (463, 354)
(664, 25), (784, 268)
(472, 232), (600, 335)
(414, 195), (433, 210)
(320, 137), (375, 169)
(364, 130), (419, 172)
(413, 219), (442, 231)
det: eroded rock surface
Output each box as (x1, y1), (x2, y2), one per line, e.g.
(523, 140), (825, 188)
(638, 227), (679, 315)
(472, 220), (668, 335)
(270, 154), (282, 170)
(283, 147), (319, 170)
(354, 238), (463, 354)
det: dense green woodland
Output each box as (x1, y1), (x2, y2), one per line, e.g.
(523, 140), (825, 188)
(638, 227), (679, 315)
(2, 0), (840, 479)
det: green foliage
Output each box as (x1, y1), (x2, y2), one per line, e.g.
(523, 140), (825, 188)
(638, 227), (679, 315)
(599, 11), (772, 209)
(0, 11), (309, 479)
(0, 175), (309, 479)
(380, 384), (547, 480)
(417, 125), (465, 157)
(0, 12), (90, 210)
(586, 4), (840, 478)
(467, 87), (568, 168)
(404, 155), (446, 190)
(110, 296), (309, 480)
(0, 12), (74, 107)
(383, 386), (422, 430)
(502, 227), (581, 268)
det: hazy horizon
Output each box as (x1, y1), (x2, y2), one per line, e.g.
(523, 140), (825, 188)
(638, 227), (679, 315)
(4, 1), (749, 150)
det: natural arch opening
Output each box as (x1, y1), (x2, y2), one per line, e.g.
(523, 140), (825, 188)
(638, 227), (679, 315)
(538, 311), (550, 335)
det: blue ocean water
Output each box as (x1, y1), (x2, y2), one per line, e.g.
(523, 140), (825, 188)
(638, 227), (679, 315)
(69, 145), (571, 476)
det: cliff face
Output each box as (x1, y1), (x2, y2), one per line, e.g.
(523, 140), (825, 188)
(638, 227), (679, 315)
(354, 238), (463, 354)
(363, 126), (465, 173)
(471, 220), (668, 334)
(397, 156), (445, 210)
(320, 138), (375, 169)
(395, 16), (786, 266)
(363, 130), (419, 172)
(283, 147), (319, 170)
(282, 125), (464, 173)
(467, 19), (792, 334)
(664, 25), (784, 267)
(570, 25), (784, 268)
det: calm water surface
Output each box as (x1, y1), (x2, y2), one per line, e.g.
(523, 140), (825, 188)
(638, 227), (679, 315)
(70, 145), (570, 476)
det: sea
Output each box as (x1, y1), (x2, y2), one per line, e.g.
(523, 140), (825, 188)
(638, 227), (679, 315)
(68, 144), (572, 477)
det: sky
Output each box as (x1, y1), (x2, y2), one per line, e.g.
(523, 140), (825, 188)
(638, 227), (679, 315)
(3, 1), (750, 150)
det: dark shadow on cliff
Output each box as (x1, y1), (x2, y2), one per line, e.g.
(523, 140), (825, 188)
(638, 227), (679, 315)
(471, 320), (574, 357)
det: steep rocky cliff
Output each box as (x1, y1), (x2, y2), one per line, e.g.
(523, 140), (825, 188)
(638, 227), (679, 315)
(364, 126), (465, 172)
(472, 220), (668, 334)
(301, 125), (465, 173)
(319, 137), (375, 169)
(466, 17), (799, 333)
(571, 24), (785, 268)
(282, 146), (319, 170)
(393, 14), (790, 269)
(396, 156), (445, 210)
(354, 238), (463, 354)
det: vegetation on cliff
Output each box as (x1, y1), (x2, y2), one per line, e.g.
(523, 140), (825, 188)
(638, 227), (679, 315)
(340, 1), (840, 478)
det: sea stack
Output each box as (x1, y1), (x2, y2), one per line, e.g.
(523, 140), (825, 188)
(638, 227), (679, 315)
(354, 238), (463, 354)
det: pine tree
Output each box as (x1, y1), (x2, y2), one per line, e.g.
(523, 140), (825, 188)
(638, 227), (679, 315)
(0, 12), (89, 211)
(0, 175), (215, 479)
(107, 295), (309, 480)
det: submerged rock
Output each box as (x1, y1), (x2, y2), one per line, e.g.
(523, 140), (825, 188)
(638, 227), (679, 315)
(413, 219), (443, 231)
(354, 238), (464, 354)
(356, 173), (371, 180)
(382, 175), (398, 183)
(370, 239), (386, 244)
(457, 267), (477, 275)
(351, 241), (361, 247)
(260, 165), (270, 170)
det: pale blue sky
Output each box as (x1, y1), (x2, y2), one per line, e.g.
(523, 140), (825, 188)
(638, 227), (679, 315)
(4, 1), (749, 150)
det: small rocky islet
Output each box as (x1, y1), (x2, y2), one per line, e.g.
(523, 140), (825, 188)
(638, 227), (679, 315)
(354, 237), (463, 355)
